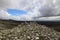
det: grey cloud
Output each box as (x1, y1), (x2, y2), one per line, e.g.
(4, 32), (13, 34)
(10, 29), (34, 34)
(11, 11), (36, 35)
(0, 0), (60, 21)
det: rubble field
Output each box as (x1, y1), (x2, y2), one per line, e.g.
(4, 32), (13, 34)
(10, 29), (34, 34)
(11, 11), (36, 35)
(0, 22), (60, 40)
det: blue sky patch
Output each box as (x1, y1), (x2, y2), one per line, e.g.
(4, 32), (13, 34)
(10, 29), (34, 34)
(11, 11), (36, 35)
(7, 9), (27, 16)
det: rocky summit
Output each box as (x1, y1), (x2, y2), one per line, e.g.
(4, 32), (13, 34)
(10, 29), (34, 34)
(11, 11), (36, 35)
(0, 20), (60, 40)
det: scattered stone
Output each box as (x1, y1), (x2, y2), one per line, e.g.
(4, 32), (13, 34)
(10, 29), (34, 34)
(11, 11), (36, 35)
(27, 36), (31, 39)
(0, 22), (60, 40)
(35, 37), (39, 40)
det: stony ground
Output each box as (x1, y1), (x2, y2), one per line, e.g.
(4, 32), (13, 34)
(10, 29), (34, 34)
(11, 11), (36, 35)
(0, 22), (60, 40)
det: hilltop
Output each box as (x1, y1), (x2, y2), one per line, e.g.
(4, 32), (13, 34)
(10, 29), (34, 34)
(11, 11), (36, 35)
(0, 20), (60, 40)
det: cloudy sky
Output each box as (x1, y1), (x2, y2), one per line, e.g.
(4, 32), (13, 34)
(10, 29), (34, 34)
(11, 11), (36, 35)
(0, 0), (60, 21)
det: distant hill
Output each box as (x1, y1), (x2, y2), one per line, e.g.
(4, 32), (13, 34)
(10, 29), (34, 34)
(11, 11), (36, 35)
(0, 19), (19, 29)
(0, 19), (60, 31)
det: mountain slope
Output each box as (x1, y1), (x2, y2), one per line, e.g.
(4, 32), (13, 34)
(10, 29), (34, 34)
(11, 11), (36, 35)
(0, 20), (60, 40)
(0, 22), (60, 40)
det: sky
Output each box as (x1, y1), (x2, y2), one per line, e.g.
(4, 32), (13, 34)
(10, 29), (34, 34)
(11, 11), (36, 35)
(0, 0), (60, 21)
(7, 9), (27, 16)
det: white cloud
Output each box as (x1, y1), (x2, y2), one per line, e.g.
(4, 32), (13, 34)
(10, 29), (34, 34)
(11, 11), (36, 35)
(37, 16), (60, 21)
(0, 10), (11, 19)
(0, 0), (60, 21)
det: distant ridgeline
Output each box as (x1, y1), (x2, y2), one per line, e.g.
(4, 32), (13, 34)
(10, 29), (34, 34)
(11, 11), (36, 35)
(0, 19), (60, 31)
(0, 19), (60, 25)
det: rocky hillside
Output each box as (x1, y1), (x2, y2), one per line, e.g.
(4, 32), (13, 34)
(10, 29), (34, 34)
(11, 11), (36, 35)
(0, 20), (60, 40)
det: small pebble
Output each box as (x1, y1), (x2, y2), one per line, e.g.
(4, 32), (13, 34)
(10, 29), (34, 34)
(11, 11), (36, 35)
(27, 36), (31, 39)
(15, 37), (18, 39)
(36, 37), (39, 39)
